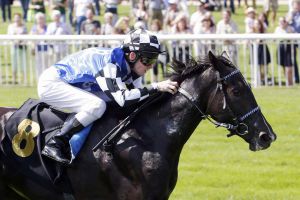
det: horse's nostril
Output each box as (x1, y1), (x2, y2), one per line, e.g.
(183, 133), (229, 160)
(259, 132), (271, 143)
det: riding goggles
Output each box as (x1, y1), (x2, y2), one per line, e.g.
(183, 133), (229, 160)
(140, 55), (158, 66)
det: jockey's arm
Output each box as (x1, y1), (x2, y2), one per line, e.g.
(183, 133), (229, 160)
(95, 63), (157, 107)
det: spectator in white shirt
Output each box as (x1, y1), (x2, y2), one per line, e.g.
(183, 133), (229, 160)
(216, 9), (238, 65)
(30, 12), (49, 78)
(47, 10), (72, 63)
(244, 7), (256, 33)
(193, 12), (215, 57)
(190, 0), (207, 32)
(101, 12), (116, 48)
(73, 0), (93, 34)
(7, 13), (28, 84)
(171, 13), (191, 62)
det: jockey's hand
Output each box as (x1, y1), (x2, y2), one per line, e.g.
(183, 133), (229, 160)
(157, 79), (179, 94)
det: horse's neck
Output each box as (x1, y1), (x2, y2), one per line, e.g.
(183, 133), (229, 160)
(153, 73), (216, 150)
(139, 82), (210, 154)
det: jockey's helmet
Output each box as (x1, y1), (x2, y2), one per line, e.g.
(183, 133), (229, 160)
(122, 29), (162, 59)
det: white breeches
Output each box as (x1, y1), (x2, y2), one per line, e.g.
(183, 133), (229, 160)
(38, 67), (107, 127)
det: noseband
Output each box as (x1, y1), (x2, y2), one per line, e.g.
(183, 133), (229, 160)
(178, 69), (260, 137)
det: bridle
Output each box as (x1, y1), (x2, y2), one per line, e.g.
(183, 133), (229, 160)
(178, 69), (260, 137)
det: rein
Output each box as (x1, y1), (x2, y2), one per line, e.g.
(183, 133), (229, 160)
(178, 69), (260, 137)
(92, 93), (163, 152)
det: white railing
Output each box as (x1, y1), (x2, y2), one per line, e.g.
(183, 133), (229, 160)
(0, 34), (299, 87)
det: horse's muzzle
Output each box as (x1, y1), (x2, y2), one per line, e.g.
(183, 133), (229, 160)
(249, 131), (276, 151)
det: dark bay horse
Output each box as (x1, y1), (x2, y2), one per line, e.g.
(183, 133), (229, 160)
(0, 52), (276, 200)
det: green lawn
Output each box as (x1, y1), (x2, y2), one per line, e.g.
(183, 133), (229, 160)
(0, 86), (299, 200)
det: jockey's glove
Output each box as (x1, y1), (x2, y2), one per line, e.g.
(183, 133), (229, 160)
(153, 79), (179, 95)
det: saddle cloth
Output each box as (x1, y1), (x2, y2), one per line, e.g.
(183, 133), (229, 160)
(3, 98), (92, 164)
(0, 98), (87, 195)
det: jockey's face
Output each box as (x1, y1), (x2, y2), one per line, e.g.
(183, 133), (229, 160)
(129, 52), (157, 76)
(132, 58), (155, 76)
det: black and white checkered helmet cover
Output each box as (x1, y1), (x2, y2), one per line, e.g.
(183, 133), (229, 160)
(122, 29), (161, 55)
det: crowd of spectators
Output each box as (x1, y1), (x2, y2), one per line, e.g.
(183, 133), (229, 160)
(1, 0), (299, 85)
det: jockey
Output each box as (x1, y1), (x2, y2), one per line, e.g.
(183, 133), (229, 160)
(38, 29), (179, 164)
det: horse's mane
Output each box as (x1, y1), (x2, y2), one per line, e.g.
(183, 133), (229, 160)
(169, 56), (212, 82)
(169, 54), (237, 83)
(118, 54), (238, 117)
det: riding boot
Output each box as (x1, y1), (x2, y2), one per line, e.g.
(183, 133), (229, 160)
(42, 116), (84, 164)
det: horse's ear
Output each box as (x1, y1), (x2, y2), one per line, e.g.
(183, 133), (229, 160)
(208, 51), (226, 73)
(221, 51), (230, 60)
(208, 51), (216, 62)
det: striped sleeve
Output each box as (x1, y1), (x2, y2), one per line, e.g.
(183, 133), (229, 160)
(96, 63), (157, 107)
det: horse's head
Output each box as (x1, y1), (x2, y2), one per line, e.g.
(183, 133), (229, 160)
(205, 51), (276, 151)
(171, 51), (276, 151)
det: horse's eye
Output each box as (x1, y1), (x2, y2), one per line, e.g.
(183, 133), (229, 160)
(232, 88), (241, 96)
